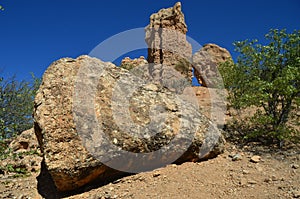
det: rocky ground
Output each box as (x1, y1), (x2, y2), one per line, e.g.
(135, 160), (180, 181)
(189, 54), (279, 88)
(0, 141), (299, 199)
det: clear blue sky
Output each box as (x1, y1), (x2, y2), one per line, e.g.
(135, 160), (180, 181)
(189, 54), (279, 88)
(1, 0), (299, 81)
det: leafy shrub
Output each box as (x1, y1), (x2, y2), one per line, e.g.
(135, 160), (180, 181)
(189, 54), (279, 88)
(220, 29), (300, 143)
(0, 74), (40, 153)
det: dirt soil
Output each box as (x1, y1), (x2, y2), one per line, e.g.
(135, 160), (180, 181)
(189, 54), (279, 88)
(0, 142), (299, 199)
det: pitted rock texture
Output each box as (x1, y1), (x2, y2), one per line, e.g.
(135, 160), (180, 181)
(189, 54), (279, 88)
(193, 44), (232, 87)
(33, 55), (224, 192)
(120, 56), (148, 70)
(33, 56), (116, 192)
(201, 44), (232, 64)
(145, 2), (192, 82)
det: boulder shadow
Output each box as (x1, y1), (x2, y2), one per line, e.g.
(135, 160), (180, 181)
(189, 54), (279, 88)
(36, 159), (131, 198)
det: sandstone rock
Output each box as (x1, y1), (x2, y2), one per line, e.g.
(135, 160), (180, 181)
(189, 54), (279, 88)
(291, 164), (299, 169)
(34, 55), (225, 192)
(250, 155), (261, 163)
(193, 44), (232, 87)
(145, 2), (193, 82)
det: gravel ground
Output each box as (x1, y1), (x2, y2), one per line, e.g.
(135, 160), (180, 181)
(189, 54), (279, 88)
(1, 142), (299, 199)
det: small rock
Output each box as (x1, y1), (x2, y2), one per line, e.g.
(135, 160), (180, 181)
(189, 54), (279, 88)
(153, 172), (161, 177)
(239, 178), (247, 186)
(242, 170), (249, 174)
(291, 164), (299, 169)
(113, 179), (122, 184)
(264, 178), (272, 183)
(231, 154), (242, 161)
(137, 176), (145, 181)
(248, 180), (257, 184)
(277, 185), (284, 190)
(250, 155), (261, 163)
(112, 138), (118, 145)
(293, 191), (300, 198)
(271, 175), (278, 181)
(228, 153), (234, 158)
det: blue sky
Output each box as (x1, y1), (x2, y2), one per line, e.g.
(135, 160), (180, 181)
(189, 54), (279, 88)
(0, 0), (299, 81)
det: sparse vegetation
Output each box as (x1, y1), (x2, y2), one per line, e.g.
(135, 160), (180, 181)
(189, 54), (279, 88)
(0, 74), (40, 154)
(220, 29), (300, 144)
(0, 148), (40, 178)
(175, 58), (191, 76)
(120, 63), (135, 70)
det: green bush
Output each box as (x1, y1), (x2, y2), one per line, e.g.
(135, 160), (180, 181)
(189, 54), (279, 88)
(220, 29), (300, 143)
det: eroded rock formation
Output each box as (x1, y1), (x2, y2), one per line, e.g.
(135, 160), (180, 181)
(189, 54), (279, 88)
(145, 2), (193, 82)
(201, 44), (232, 64)
(32, 2), (231, 193)
(193, 43), (232, 87)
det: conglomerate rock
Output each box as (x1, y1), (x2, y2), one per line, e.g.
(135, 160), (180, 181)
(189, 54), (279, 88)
(33, 55), (225, 192)
(120, 56), (148, 70)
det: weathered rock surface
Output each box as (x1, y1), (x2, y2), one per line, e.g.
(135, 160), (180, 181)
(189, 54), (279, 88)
(193, 43), (232, 87)
(145, 2), (193, 82)
(33, 57), (117, 192)
(201, 44), (232, 64)
(193, 87), (228, 128)
(33, 55), (225, 192)
(9, 128), (39, 152)
(120, 56), (148, 70)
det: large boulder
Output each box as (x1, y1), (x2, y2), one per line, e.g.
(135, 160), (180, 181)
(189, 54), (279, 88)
(33, 55), (225, 192)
